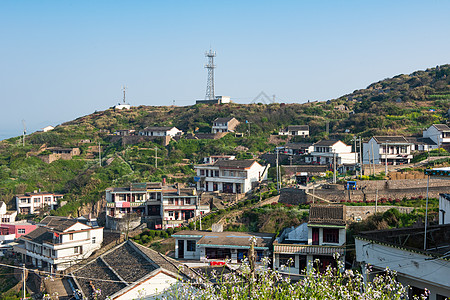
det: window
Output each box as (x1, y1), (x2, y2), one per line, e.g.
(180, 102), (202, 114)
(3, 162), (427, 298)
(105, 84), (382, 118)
(168, 198), (174, 205)
(185, 198), (191, 205)
(200, 170), (205, 176)
(51, 250), (56, 257)
(92, 237), (96, 244)
(44, 197), (51, 202)
(187, 240), (196, 251)
(168, 211), (174, 217)
(74, 246), (82, 254)
(279, 254), (296, 267)
(323, 229), (339, 243)
(69, 233), (74, 241)
(18, 229), (26, 234)
(34, 198), (40, 203)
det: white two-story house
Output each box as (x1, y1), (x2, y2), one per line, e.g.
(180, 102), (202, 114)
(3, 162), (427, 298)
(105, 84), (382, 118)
(363, 136), (413, 165)
(211, 117), (240, 133)
(162, 185), (210, 229)
(273, 205), (346, 274)
(138, 126), (183, 137)
(15, 191), (63, 215)
(423, 124), (450, 148)
(14, 216), (103, 272)
(195, 160), (269, 194)
(306, 140), (356, 165)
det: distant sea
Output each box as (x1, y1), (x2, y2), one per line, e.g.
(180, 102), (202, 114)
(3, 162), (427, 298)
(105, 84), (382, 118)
(0, 131), (17, 141)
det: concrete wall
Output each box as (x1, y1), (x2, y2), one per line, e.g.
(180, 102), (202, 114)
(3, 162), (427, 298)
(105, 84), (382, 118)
(105, 215), (142, 232)
(346, 206), (414, 221)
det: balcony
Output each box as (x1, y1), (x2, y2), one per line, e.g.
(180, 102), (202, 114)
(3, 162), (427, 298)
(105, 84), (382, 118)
(274, 243), (345, 256)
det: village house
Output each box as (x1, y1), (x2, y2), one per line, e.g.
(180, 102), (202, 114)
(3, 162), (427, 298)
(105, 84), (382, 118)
(278, 142), (313, 155)
(172, 228), (275, 263)
(363, 136), (414, 165)
(113, 129), (135, 136)
(356, 224), (450, 300)
(278, 125), (310, 137)
(105, 182), (209, 230)
(70, 240), (194, 299)
(15, 191), (63, 215)
(138, 126), (183, 137)
(405, 136), (438, 152)
(273, 205), (346, 274)
(194, 159), (269, 194)
(423, 124), (450, 149)
(13, 216), (103, 272)
(0, 221), (36, 242)
(0, 201), (17, 223)
(105, 182), (163, 230)
(305, 140), (356, 165)
(211, 117), (240, 133)
(162, 185), (210, 229)
(38, 147), (81, 163)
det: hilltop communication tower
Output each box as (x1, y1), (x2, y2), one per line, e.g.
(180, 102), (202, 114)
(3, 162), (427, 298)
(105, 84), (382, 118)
(204, 49), (216, 100)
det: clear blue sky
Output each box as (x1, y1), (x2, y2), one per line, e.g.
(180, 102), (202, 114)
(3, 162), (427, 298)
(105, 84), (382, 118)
(1, 0), (450, 140)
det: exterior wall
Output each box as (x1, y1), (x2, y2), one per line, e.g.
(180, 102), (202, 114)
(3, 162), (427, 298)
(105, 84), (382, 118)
(356, 238), (450, 299)
(307, 227), (346, 246)
(439, 196), (450, 225)
(423, 126), (443, 146)
(139, 127), (182, 137)
(0, 223), (37, 238)
(174, 237), (202, 260)
(16, 194), (61, 214)
(113, 271), (179, 300)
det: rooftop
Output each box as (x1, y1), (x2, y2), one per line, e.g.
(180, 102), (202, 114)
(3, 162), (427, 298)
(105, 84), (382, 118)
(285, 125), (309, 131)
(20, 226), (53, 244)
(141, 126), (178, 132)
(405, 136), (437, 145)
(214, 117), (236, 123)
(308, 205), (346, 226)
(214, 159), (258, 169)
(372, 136), (410, 144)
(284, 142), (312, 149)
(357, 224), (450, 258)
(314, 140), (341, 147)
(72, 240), (191, 300)
(432, 124), (450, 131)
(39, 216), (79, 232)
(173, 230), (275, 249)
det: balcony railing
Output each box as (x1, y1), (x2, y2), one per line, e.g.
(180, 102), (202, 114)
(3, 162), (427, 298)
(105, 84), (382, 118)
(274, 244), (345, 255)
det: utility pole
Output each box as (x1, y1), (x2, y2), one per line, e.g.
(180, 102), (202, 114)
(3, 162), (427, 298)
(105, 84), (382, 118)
(22, 264), (26, 300)
(155, 147), (158, 169)
(276, 149), (280, 193)
(333, 150), (337, 184)
(354, 137), (358, 178)
(98, 142), (101, 166)
(359, 137), (363, 178)
(424, 175), (430, 250)
(375, 189), (378, 213)
(385, 142), (388, 176)
(371, 142), (375, 176)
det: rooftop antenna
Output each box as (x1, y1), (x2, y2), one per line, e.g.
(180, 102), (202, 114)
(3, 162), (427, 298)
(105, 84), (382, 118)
(121, 85), (127, 104)
(204, 49), (216, 100)
(22, 120), (26, 147)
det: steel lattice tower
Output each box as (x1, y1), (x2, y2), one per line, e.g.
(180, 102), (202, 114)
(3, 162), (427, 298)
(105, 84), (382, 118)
(204, 49), (216, 100)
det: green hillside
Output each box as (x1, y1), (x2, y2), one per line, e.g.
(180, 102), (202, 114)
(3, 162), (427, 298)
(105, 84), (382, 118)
(1, 64), (450, 217)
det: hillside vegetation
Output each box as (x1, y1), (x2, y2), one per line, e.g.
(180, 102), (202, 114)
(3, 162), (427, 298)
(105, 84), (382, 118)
(1, 64), (450, 216)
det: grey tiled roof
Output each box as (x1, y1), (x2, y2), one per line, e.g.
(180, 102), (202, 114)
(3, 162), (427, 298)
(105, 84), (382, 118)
(314, 140), (341, 147)
(432, 124), (450, 131)
(39, 216), (78, 232)
(20, 227), (53, 244)
(308, 205), (346, 226)
(214, 117), (236, 123)
(373, 136), (410, 144)
(214, 159), (257, 169)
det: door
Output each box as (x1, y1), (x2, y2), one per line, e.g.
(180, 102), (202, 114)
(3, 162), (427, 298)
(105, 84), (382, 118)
(178, 240), (184, 259)
(312, 228), (319, 245)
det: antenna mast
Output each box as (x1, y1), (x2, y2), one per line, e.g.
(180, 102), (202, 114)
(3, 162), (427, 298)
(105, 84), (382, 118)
(22, 120), (26, 147)
(122, 85), (127, 104)
(204, 49), (216, 100)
